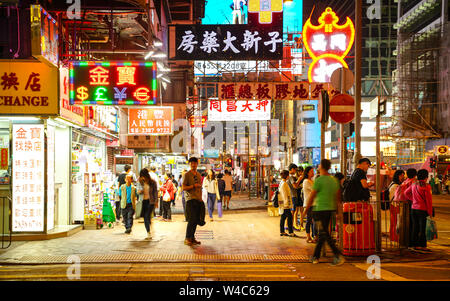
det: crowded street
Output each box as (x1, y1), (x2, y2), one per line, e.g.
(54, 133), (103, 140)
(0, 0), (449, 293)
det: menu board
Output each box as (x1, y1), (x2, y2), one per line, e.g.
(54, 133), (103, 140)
(12, 124), (45, 232)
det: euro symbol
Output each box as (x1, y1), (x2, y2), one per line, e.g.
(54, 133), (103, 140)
(76, 86), (89, 101)
(133, 87), (151, 102)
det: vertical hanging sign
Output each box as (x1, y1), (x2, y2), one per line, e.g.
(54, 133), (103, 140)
(12, 124), (45, 232)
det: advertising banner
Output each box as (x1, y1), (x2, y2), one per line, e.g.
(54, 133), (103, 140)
(170, 23), (283, 61)
(12, 124), (45, 232)
(128, 107), (174, 135)
(60, 67), (85, 125)
(208, 100), (271, 121)
(0, 61), (58, 115)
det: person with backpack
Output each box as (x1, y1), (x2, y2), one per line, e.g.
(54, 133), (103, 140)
(404, 169), (433, 252)
(344, 158), (374, 202)
(279, 170), (297, 237)
(305, 159), (344, 266)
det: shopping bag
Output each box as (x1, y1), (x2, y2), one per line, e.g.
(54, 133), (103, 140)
(426, 217), (438, 241)
(163, 190), (171, 202)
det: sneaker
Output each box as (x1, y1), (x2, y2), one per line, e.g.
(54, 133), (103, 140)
(125, 229), (131, 234)
(331, 255), (345, 266)
(184, 239), (194, 246)
(145, 232), (152, 240)
(192, 239), (201, 245)
(311, 257), (319, 264)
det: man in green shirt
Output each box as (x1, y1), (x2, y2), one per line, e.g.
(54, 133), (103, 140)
(305, 159), (344, 266)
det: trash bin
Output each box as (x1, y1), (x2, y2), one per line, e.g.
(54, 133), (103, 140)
(342, 202), (375, 256)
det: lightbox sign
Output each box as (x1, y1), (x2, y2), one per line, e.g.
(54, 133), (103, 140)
(12, 124), (45, 232)
(303, 7), (355, 83)
(208, 100), (271, 121)
(128, 107), (174, 135)
(69, 61), (157, 105)
(248, 0), (283, 24)
(170, 23), (283, 60)
(30, 5), (58, 66)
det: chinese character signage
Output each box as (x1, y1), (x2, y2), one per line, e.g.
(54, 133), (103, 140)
(218, 82), (329, 101)
(12, 124), (45, 232)
(60, 67), (85, 126)
(69, 61), (157, 106)
(208, 100), (271, 121)
(30, 5), (58, 66)
(128, 107), (173, 135)
(170, 23), (283, 60)
(0, 62), (58, 115)
(303, 7), (355, 83)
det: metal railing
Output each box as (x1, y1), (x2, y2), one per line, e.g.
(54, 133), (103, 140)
(1, 196), (12, 249)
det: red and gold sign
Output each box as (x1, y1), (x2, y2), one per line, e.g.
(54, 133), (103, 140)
(1, 148), (8, 170)
(303, 7), (355, 83)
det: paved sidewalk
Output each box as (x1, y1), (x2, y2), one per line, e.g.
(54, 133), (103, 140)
(0, 205), (446, 265)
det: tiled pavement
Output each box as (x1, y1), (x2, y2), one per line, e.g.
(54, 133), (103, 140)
(0, 194), (446, 265)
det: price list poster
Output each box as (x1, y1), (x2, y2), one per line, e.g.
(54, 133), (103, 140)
(12, 124), (45, 232)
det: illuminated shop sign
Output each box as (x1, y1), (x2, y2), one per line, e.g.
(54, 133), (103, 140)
(0, 61), (58, 115)
(208, 100), (271, 121)
(171, 23), (283, 60)
(69, 61), (157, 105)
(12, 124), (45, 232)
(218, 82), (332, 101)
(128, 107), (174, 135)
(303, 7), (355, 83)
(30, 5), (58, 66)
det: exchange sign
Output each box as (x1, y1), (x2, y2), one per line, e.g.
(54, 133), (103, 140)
(12, 124), (45, 232)
(69, 61), (157, 106)
(128, 107), (173, 135)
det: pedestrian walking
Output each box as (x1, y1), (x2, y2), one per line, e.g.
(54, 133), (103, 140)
(183, 157), (204, 246)
(223, 170), (234, 210)
(404, 169), (433, 252)
(217, 173), (225, 218)
(160, 174), (175, 222)
(119, 174), (137, 234)
(344, 158), (374, 202)
(302, 166), (317, 243)
(115, 165), (134, 224)
(279, 170), (297, 237)
(305, 159), (345, 266)
(203, 170), (221, 221)
(138, 168), (158, 239)
(445, 175), (450, 194)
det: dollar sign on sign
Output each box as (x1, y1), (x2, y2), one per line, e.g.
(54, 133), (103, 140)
(77, 86), (89, 101)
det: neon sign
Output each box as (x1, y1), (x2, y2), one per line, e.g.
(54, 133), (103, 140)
(303, 7), (355, 83)
(69, 61), (157, 105)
